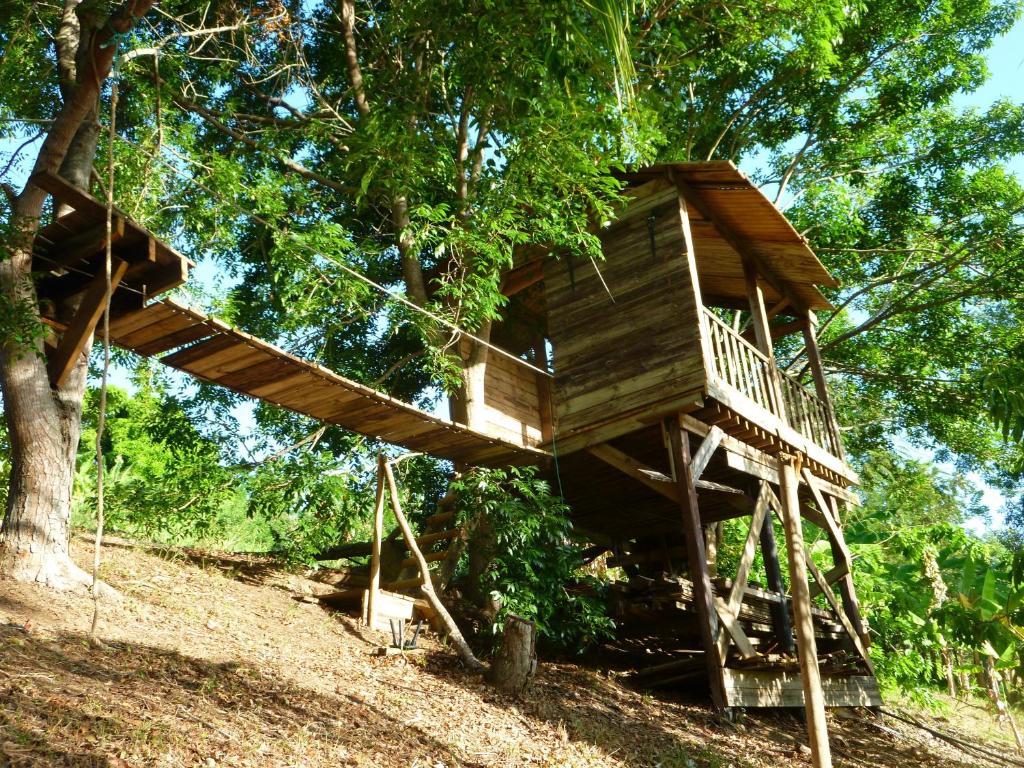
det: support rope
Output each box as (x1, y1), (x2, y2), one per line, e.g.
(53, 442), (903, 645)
(89, 39), (121, 644)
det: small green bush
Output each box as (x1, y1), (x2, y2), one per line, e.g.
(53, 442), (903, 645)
(450, 466), (614, 651)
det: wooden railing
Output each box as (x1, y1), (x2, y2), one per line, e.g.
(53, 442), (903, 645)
(702, 308), (842, 457)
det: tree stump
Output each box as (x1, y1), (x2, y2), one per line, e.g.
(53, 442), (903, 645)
(488, 615), (537, 694)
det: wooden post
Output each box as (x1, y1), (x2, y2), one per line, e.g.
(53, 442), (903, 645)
(759, 514), (795, 654)
(666, 416), (727, 710)
(742, 257), (787, 422)
(824, 496), (868, 647)
(779, 454), (832, 768)
(365, 455), (387, 628)
(382, 459), (486, 673)
(800, 312), (844, 460)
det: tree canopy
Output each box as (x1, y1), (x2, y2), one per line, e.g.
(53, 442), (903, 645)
(1, 0), (1023, 699)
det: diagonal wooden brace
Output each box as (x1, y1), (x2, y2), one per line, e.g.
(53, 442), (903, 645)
(715, 481), (770, 660)
(48, 257), (129, 387)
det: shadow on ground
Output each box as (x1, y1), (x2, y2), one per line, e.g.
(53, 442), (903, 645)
(0, 623), (469, 768)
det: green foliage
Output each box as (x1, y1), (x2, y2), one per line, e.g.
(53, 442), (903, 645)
(450, 467), (614, 651)
(243, 450), (378, 563)
(845, 448), (1023, 693)
(74, 383), (235, 541)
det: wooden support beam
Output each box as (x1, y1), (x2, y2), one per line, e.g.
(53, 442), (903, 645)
(808, 562), (849, 600)
(741, 318), (803, 345)
(760, 510), (795, 653)
(800, 313), (845, 461)
(691, 425), (725, 480)
(36, 217), (126, 270)
(800, 468), (868, 646)
(365, 458), (386, 629)
(666, 416), (727, 710)
(714, 597), (757, 660)
(767, 484), (873, 674)
(742, 256), (788, 423)
(826, 495), (869, 648)
(716, 482), (770, 660)
(671, 173), (718, 379)
(801, 468), (852, 567)
(587, 441), (743, 503)
(47, 257), (129, 387)
(674, 175), (807, 312)
(799, 540), (874, 673)
(382, 459), (485, 673)
(400, 550), (449, 569)
(778, 454), (832, 768)
(588, 443), (678, 502)
(500, 259), (545, 296)
(766, 297), (792, 321)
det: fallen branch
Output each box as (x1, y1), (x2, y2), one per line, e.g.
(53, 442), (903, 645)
(880, 708), (1024, 768)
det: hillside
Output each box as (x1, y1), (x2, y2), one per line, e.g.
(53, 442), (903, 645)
(0, 537), (1015, 768)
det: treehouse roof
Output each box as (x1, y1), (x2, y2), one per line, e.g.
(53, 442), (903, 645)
(615, 161), (838, 312)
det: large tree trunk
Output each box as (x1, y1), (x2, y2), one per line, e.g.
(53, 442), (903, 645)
(0, 0), (155, 588)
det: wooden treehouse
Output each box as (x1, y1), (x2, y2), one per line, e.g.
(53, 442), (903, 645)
(461, 161), (878, 710)
(30, 160), (878, 715)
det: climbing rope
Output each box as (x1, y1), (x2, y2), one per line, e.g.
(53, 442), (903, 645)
(89, 32), (125, 643)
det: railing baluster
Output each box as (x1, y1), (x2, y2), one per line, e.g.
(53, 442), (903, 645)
(703, 308), (841, 458)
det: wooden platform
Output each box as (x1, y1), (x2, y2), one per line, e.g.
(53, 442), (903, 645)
(721, 669), (881, 708)
(107, 299), (549, 467)
(32, 171), (190, 311)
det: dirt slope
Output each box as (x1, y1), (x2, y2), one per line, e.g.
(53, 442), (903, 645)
(0, 537), (1014, 767)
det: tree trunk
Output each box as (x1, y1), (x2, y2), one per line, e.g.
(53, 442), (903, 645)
(488, 615), (537, 694)
(0, 0), (155, 588)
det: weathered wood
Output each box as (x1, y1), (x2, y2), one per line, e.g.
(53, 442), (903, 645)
(587, 443), (678, 502)
(721, 669), (882, 708)
(545, 194), (706, 438)
(366, 460), (386, 629)
(361, 588), (416, 633)
(487, 615), (537, 693)
(716, 482), (771, 660)
(382, 460), (485, 673)
(714, 597), (757, 660)
(48, 257), (129, 387)
(825, 495), (869, 647)
(801, 469), (868, 647)
(801, 312), (845, 461)
(778, 454), (832, 768)
(691, 425), (724, 480)
(808, 562), (849, 600)
(666, 417), (727, 709)
(36, 217), (125, 270)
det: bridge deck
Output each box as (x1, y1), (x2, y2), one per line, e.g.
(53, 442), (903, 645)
(109, 299), (549, 467)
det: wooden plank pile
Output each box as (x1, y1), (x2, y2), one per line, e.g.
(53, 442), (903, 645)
(608, 573), (850, 659)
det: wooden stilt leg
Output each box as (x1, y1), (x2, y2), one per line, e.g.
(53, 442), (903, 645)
(759, 514), (794, 654)
(779, 454), (832, 768)
(365, 455), (386, 628)
(666, 416), (727, 710)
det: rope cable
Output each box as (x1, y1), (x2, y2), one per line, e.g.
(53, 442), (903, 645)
(89, 38), (122, 644)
